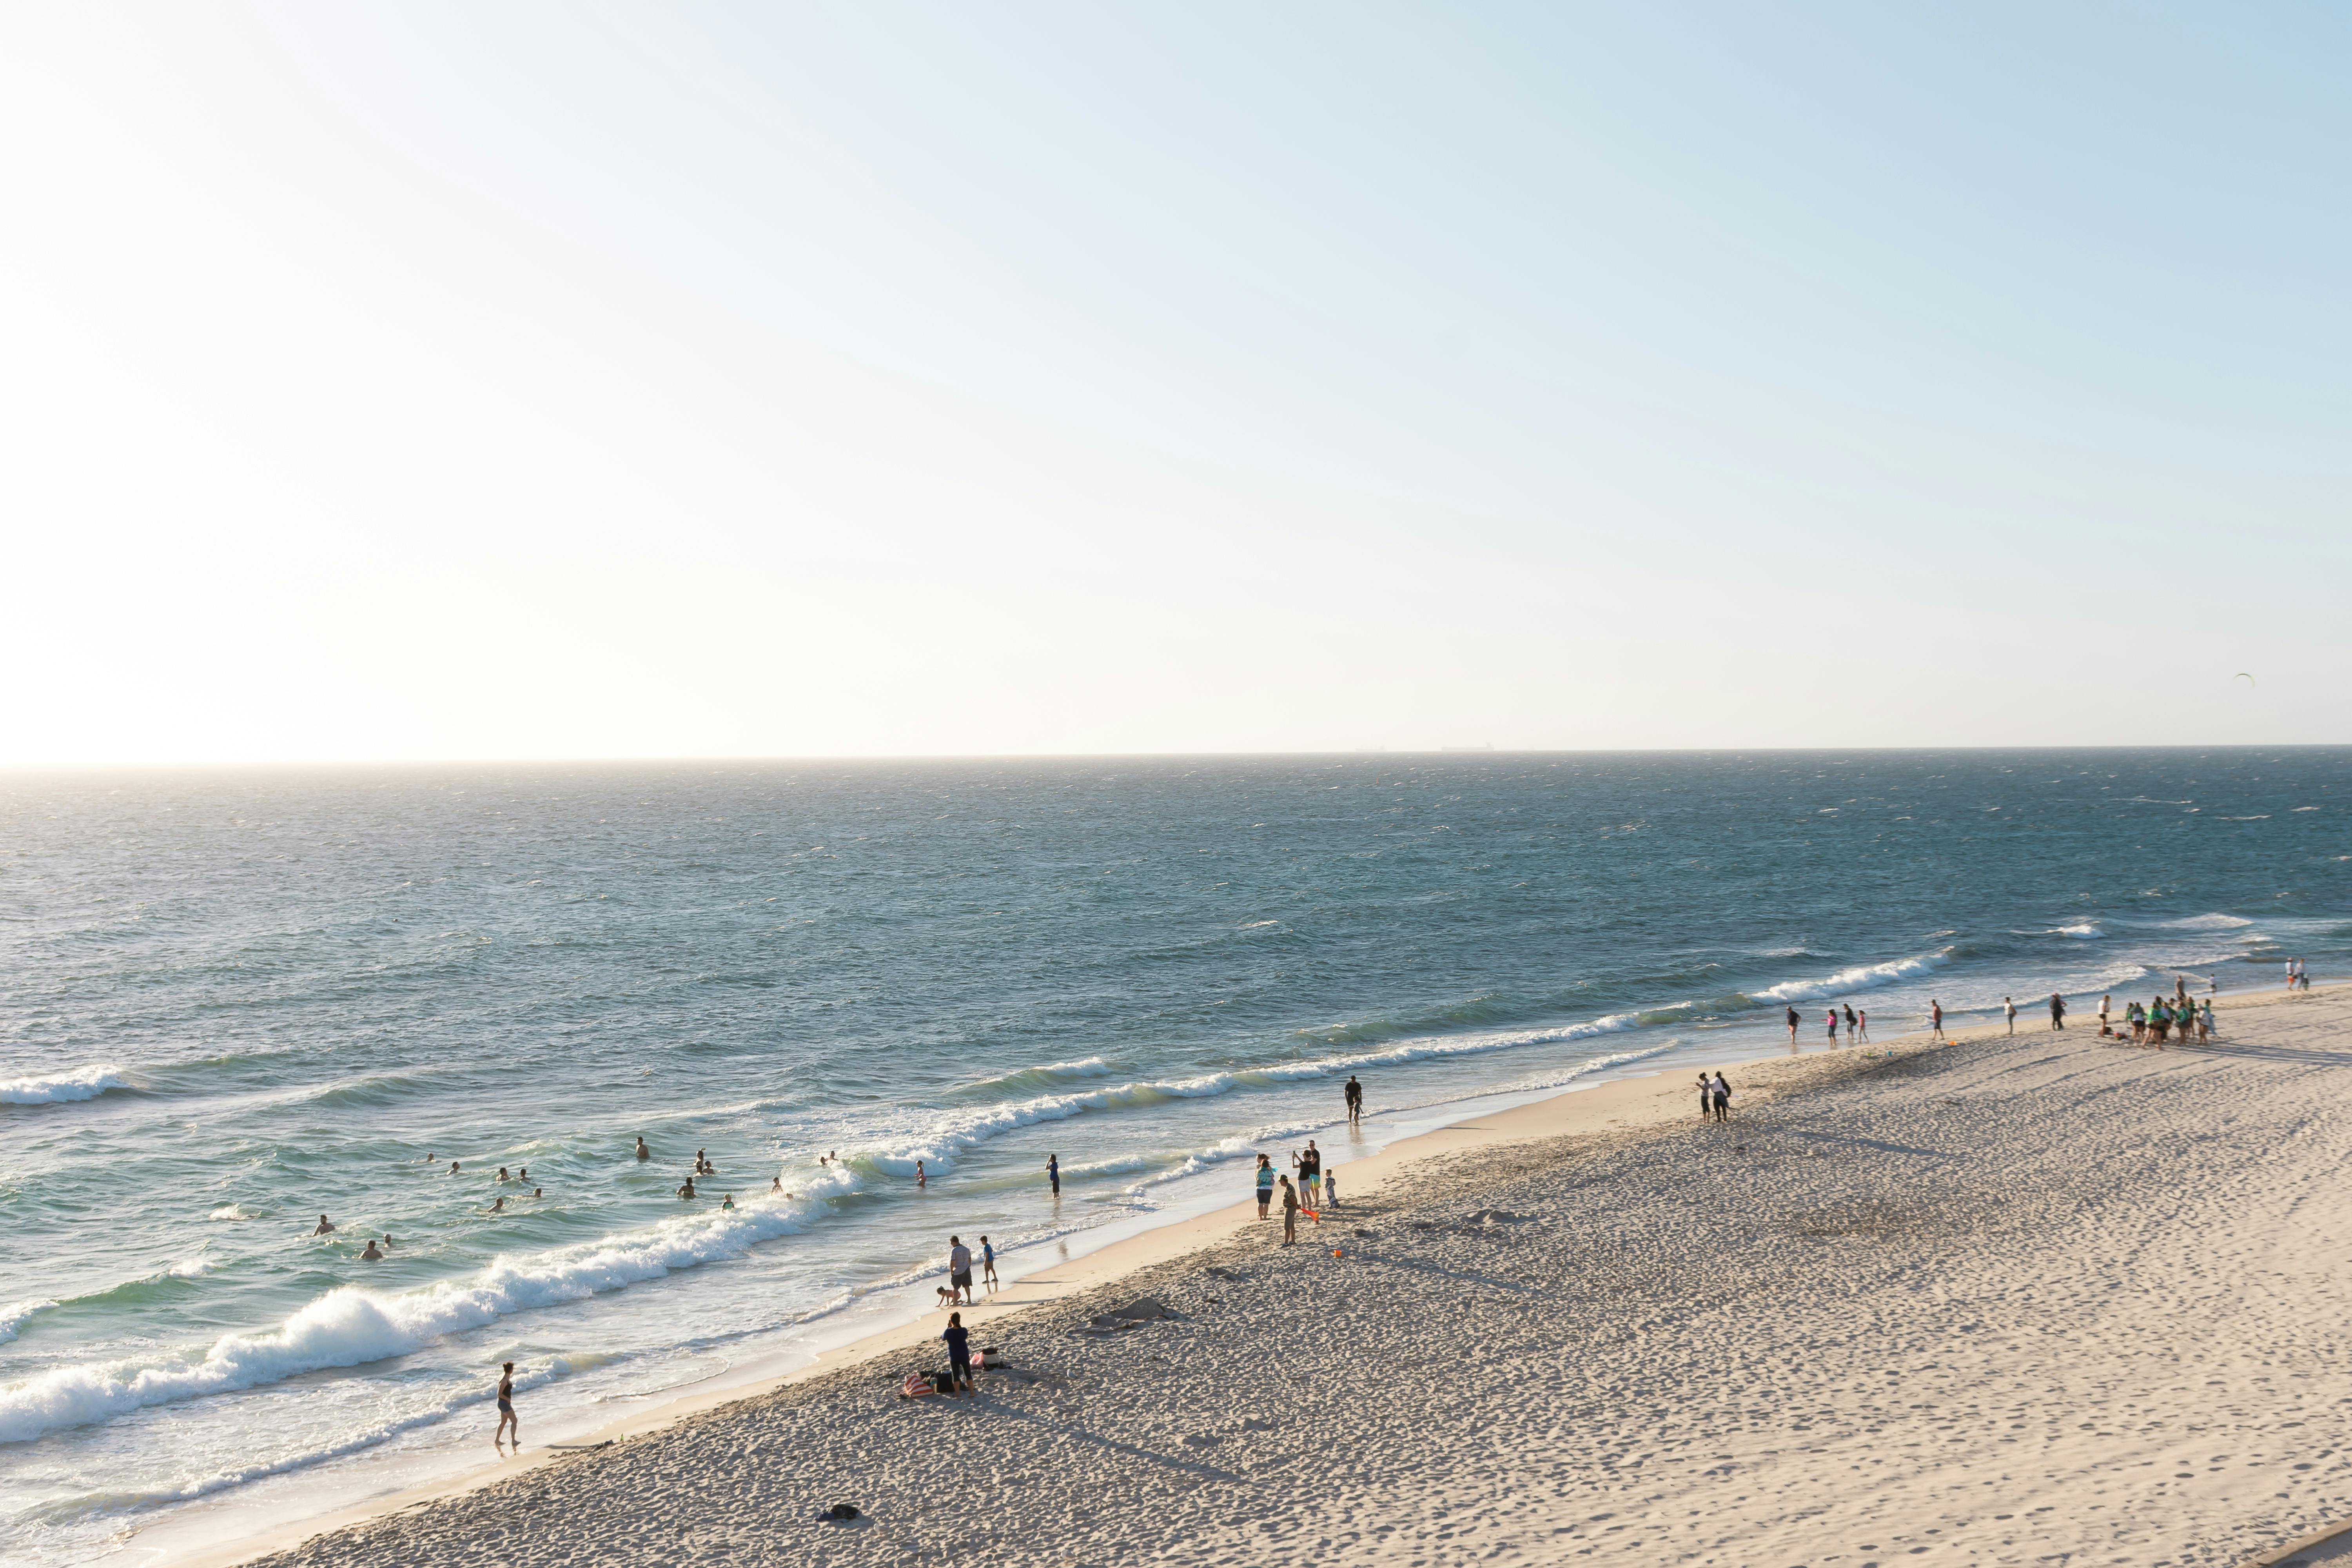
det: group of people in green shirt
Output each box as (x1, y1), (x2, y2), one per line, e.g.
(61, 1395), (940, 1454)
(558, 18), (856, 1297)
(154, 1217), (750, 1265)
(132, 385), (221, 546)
(2103, 991), (2215, 1048)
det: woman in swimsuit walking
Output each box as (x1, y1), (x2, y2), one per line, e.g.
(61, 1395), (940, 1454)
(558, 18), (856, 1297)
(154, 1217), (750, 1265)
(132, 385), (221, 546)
(494, 1361), (519, 1450)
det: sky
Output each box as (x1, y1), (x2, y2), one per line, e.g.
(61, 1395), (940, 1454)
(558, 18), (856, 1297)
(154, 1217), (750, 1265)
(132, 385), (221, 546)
(1, 2), (2346, 764)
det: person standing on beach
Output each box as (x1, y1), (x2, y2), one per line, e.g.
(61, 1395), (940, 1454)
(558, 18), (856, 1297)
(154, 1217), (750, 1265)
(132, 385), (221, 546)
(1825, 1009), (1838, 1044)
(2003, 997), (2016, 1035)
(1929, 1000), (1945, 1040)
(493, 1361), (519, 1450)
(2099, 993), (2112, 1034)
(2049, 993), (2067, 1031)
(1323, 1165), (1339, 1208)
(1344, 1075), (1364, 1125)
(1709, 1073), (1731, 1123)
(1255, 1154), (1276, 1217)
(1842, 1004), (1857, 1042)
(947, 1236), (974, 1305)
(1856, 1009), (1869, 1042)
(1785, 1006), (1800, 1045)
(1045, 1154), (1060, 1196)
(1278, 1176), (1299, 1245)
(980, 1235), (998, 1290)
(941, 1312), (974, 1396)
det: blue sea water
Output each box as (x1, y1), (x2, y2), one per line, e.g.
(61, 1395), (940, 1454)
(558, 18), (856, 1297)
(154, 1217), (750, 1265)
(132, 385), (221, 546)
(2, 750), (2347, 1562)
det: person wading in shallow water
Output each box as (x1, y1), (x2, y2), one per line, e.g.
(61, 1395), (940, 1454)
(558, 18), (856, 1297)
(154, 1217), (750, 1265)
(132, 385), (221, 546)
(1344, 1075), (1364, 1125)
(1785, 1005), (1801, 1045)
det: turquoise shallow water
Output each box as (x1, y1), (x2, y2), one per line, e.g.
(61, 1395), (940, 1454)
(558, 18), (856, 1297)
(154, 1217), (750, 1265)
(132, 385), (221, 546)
(2, 750), (2347, 1561)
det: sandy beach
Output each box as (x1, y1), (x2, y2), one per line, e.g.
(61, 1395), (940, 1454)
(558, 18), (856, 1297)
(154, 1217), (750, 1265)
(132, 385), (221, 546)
(197, 984), (2352, 1567)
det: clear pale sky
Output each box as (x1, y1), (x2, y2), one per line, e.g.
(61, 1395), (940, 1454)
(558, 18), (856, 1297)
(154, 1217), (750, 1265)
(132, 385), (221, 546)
(3, 4), (2344, 764)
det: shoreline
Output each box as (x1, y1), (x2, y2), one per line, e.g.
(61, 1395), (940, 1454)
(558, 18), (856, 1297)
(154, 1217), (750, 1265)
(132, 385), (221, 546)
(126, 978), (2344, 1568)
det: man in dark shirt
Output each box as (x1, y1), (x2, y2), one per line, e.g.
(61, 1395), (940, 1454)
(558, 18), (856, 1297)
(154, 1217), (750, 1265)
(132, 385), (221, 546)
(1343, 1075), (1364, 1124)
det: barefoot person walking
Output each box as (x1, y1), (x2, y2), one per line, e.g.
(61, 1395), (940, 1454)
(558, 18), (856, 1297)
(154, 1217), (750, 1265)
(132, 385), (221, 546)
(493, 1361), (519, 1450)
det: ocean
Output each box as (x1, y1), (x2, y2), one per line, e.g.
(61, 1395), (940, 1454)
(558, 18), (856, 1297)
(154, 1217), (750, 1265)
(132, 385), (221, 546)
(2, 750), (2346, 1563)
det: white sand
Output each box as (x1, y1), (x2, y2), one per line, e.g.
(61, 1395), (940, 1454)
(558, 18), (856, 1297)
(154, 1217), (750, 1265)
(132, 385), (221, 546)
(213, 986), (2352, 1566)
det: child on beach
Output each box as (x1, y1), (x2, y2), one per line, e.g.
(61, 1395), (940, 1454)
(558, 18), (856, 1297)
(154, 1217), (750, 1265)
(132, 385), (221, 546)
(1255, 1154), (1275, 1218)
(1322, 1167), (1339, 1209)
(1279, 1176), (1299, 1245)
(980, 1235), (998, 1290)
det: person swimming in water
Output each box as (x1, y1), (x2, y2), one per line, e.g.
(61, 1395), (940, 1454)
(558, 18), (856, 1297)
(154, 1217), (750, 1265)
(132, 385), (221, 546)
(488, 1196), (505, 1213)
(360, 1238), (384, 1260)
(635, 1138), (650, 1161)
(771, 1176), (782, 1192)
(677, 1176), (697, 1200)
(531, 1187), (541, 1198)
(721, 1193), (735, 1209)
(449, 1161), (461, 1174)
(497, 1167), (510, 1183)
(313, 1215), (336, 1235)
(517, 1167), (527, 1183)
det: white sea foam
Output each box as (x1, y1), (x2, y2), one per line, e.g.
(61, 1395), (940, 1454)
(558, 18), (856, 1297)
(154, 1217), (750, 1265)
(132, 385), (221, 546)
(2051, 923), (2105, 939)
(207, 1205), (252, 1222)
(0, 1299), (58, 1345)
(0, 1064), (127, 1105)
(871, 1014), (1650, 1174)
(2156, 913), (2255, 930)
(1748, 950), (1951, 1004)
(0, 1193), (830, 1445)
(20, 1359), (574, 1523)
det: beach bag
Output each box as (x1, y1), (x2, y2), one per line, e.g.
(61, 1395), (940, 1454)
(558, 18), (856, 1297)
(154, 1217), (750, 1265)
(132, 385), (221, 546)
(930, 1370), (955, 1395)
(900, 1373), (935, 1399)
